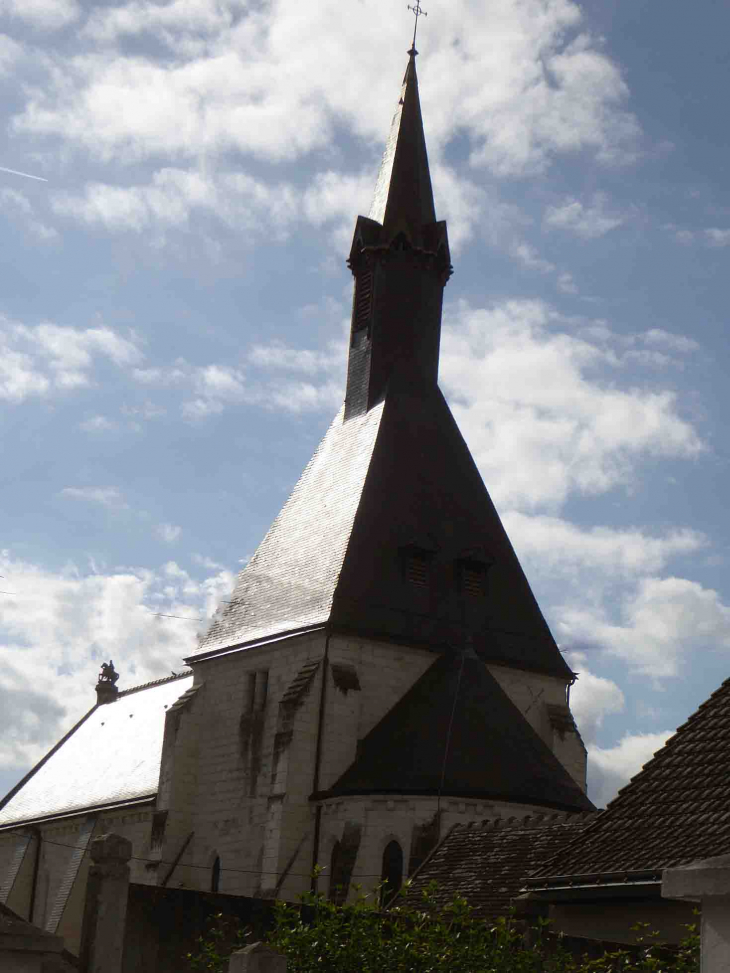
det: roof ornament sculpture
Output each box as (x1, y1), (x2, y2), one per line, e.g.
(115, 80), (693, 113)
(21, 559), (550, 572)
(96, 659), (120, 704)
(98, 660), (119, 685)
(407, 0), (427, 53)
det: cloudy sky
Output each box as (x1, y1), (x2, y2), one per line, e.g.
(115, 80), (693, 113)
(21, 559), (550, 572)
(2, 0), (730, 809)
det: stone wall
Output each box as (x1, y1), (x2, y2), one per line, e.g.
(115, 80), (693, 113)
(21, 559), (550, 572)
(0, 806), (156, 958)
(317, 795), (564, 901)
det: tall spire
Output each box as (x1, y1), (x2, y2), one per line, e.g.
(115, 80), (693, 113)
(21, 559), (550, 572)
(369, 50), (436, 247)
(344, 50), (451, 419)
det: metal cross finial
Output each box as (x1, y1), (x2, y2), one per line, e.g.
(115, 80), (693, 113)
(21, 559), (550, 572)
(407, 0), (427, 50)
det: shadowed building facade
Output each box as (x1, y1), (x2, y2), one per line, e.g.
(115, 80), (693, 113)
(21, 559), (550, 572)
(0, 49), (591, 952)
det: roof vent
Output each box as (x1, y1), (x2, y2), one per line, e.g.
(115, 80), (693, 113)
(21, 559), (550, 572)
(457, 558), (492, 598)
(402, 546), (434, 588)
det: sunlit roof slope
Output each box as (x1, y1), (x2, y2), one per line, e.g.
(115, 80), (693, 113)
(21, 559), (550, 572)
(0, 672), (193, 827)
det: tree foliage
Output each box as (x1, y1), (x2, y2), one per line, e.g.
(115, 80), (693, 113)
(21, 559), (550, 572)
(185, 882), (700, 973)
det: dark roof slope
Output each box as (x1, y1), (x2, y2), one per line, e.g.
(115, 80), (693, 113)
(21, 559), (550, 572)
(369, 51), (436, 244)
(406, 812), (594, 919)
(530, 675), (730, 885)
(196, 387), (572, 680)
(322, 652), (593, 812)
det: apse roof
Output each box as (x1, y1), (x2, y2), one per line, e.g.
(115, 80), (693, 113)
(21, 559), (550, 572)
(0, 673), (193, 828)
(405, 812), (595, 919)
(529, 674), (730, 887)
(322, 652), (593, 812)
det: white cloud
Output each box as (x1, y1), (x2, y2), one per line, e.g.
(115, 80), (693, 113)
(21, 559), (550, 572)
(60, 486), (128, 509)
(130, 343), (345, 419)
(587, 731), (672, 808)
(567, 657), (625, 748)
(0, 316), (143, 401)
(13, 0), (639, 179)
(0, 35), (24, 75)
(440, 299), (703, 511)
(504, 514), (706, 579)
(0, 0), (79, 30)
(510, 241), (555, 274)
(665, 225), (730, 248)
(557, 272), (578, 294)
(156, 523), (182, 543)
(79, 415), (116, 432)
(0, 187), (57, 240)
(704, 228), (730, 247)
(0, 552), (233, 773)
(558, 577), (730, 679)
(544, 193), (626, 239)
(641, 329), (699, 353)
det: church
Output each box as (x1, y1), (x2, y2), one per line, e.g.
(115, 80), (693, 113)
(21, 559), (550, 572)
(0, 46), (592, 956)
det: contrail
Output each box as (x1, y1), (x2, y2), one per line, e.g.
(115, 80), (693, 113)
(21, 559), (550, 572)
(0, 165), (48, 183)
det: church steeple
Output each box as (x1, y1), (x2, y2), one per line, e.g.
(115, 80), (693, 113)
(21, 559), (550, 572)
(369, 50), (436, 243)
(344, 50), (452, 420)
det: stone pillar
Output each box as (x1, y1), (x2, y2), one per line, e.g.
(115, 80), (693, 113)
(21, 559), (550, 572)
(79, 834), (132, 973)
(229, 942), (287, 973)
(662, 853), (730, 972)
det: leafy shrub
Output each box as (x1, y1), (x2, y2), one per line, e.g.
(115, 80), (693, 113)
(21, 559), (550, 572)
(185, 881), (699, 973)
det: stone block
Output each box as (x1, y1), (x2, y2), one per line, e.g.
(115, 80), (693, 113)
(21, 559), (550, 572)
(663, 853), (730, 901)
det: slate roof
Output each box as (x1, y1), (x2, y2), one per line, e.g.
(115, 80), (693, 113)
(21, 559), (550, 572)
(193, 52), (571, 681)
(405, 812), (594, 919)
(369, 51), (436, 244)
(322, 652), (593, 812)
(196, 403), (384, 656)
(196, 386), (572, 679)
(0, 672), (193, 827)
(529, 675), (730, 887)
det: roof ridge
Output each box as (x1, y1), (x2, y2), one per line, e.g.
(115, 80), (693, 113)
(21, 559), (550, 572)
(475, 810), (591, 832)
(118, 669), (192, 698)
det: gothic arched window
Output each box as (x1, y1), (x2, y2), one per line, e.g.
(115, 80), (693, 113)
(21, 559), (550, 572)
(380, 840), (403, 902)
(211, 855), (221, 893)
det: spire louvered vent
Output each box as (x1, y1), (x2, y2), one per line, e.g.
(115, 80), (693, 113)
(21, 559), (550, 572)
(354, 270), (373, 332)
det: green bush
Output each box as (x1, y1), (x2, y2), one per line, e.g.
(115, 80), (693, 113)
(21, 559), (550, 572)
(185, 881), (700, 973)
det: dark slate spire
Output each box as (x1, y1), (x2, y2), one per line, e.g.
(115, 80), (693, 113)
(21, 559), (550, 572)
(344, 51), (452, 419)
(194, 51), (574, 684)
(369, 50), (436, 244)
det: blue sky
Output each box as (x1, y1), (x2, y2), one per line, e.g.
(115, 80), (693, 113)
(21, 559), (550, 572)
(2, 0), (730, 808)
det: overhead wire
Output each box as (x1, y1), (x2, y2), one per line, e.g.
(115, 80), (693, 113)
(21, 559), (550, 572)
(1, 828), (397, 881)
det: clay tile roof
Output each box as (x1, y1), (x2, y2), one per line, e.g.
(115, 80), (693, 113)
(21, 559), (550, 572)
(529, 676), (730, 885)
(405, 812), (595, 919)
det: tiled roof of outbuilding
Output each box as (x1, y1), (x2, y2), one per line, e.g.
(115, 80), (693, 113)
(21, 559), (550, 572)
(0, 672), (194, 827)
(405, 812), (594, 919)
(529, 675), (730, 886)
(323, 652), (593, 812)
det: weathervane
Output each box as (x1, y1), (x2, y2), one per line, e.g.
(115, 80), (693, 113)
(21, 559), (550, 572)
(407, 0), (427, 51)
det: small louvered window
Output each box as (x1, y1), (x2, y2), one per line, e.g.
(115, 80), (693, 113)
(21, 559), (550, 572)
(402, 548), (433, 589)
(458, 560), (489, 597)
(354, 270), (373, 331)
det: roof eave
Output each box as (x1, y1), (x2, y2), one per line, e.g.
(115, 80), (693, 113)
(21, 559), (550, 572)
(311, 787), (591, 813)
(186, 624), (327, 664)
(0, 794), (157, 830)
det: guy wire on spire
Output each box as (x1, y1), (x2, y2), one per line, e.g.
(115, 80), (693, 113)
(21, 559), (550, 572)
(407, 0), (427, 52)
